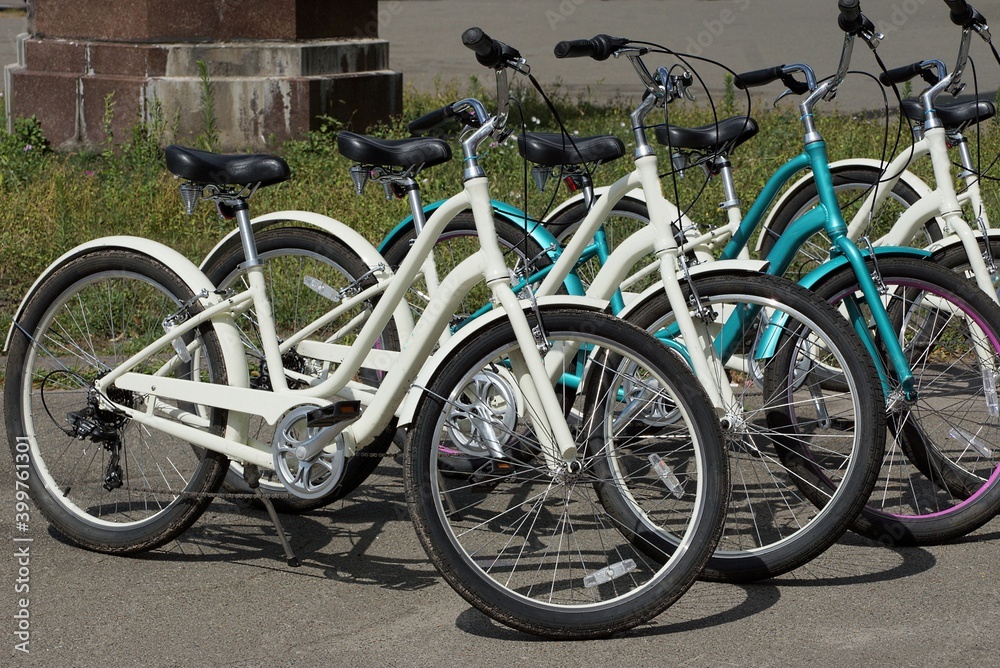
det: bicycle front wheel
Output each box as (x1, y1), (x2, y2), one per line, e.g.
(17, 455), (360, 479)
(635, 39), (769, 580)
(405, 308), (728, 639)
(4, 249), (230, 553)
(810, 257), (1000, 545)
(623, 273), (885, 582)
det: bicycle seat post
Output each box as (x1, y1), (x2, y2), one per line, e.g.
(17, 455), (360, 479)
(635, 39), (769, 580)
(232, 198), (261, 269)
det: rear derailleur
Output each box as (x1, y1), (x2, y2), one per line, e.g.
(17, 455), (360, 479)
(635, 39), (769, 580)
(65, 385), (134, 491)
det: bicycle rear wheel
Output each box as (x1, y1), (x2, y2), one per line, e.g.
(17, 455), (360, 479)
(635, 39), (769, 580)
(379, 209), (554, 322)
(623, 273), (885, 582)
(202, 226), (400, 511)
(405, 308), (728, 638)
(4, 249), (230, 553)
(809, 256), (1000, 545)
(758, 166), (933, 281)
(544, 196), (662, 294)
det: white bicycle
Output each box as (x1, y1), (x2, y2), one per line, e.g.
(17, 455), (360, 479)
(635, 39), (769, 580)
(2, 31), (730, 639)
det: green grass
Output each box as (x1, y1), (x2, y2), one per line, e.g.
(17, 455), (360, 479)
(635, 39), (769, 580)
(1, 79), (998, 344)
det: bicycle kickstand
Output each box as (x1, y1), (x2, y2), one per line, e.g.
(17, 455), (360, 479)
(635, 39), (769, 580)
(244, 465), (301, 567)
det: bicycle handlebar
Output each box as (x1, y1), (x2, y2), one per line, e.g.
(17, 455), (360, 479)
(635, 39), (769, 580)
(878, 61), (942, 87)
(733, 66), (785, 90)
(408, 104), (456, 135)
(838, 0), (878, 37)
(462, 27), (521, 69)
(553, 35), (630, 61)
(838, 0), (863, 32)
(943, 0), (975, 26)
(734, 66), (811, 95)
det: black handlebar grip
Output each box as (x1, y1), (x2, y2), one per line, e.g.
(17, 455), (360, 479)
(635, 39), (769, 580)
(462, 27), (518, 69)
(838, 0), (865, 33)
(463, 27), (497, 57)
(878, 62), (941, 87)
(554, 35), (629, 61)
(734, 66), (786, 90)
(879, 62), (924, 86)
(943, 0), (975, 25)
(554, 39), (596, 59)
(408, 104), (456, 135)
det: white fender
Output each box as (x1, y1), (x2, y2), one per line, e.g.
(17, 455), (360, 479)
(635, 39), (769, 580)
(5, 235), (259, 457)
(395, 295), (611, 427)
(754, 158), (935, 253)
(543, 186), (648, 223)
(7, 235), (242, 363)
(616, 259), (771, 322)
(199, 209), (416, 339)
(200, 209), (389, 272)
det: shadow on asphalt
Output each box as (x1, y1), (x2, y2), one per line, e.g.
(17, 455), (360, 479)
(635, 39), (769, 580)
(452, 579), (783, 641)
(36, 451), (949, 638)
(78, 458), (446, 590)
(759, 530), (937, 588)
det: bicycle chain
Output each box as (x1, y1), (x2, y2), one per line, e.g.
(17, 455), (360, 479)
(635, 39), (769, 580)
(117, 451), (400, 499)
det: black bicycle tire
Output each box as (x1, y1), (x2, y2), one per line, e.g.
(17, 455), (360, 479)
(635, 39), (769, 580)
(622, 272), (885, 581)
(405, 307), (728, 638)
(809, 256), (1000, 546)
(4, 249), (230, 553)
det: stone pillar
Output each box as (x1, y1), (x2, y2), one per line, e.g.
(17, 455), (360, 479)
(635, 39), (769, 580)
(5, 0), (402, 150)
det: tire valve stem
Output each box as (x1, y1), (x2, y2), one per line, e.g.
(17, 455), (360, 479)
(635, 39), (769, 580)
(648, 453), (684, 498)
(583, 559), (636, 588)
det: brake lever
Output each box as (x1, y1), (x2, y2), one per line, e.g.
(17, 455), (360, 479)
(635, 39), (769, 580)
(859, 26), (883, 49)
(772, 73), (811, 106)
(509, 56), (531, 76)
(626, 52), (660, 97)
(773, 88), (798, 107)
(673, 73), (696, 101)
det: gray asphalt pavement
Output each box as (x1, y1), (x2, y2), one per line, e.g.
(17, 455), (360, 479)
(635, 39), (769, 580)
(2, 389), (999, 666)
(381, 0), (1000, 112)
(5, 2), (1000, 665)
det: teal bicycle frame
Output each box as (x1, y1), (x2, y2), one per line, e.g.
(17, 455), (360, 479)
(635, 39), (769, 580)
(411, 133), (920, 400)
(718, 139), (918, 398)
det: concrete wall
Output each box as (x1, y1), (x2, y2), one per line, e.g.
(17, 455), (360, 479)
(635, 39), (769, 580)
(5, 0), (402, 150)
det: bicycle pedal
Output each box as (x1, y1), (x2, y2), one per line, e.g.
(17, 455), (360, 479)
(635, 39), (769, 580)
(306, 401), (362, 428)
(469, 460), (516, 489)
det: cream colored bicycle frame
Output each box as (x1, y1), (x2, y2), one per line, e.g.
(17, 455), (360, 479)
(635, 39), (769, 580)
(534, 152), (747, 416)
(93, 176), (582, 472)
(842, 124), (999, 302)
